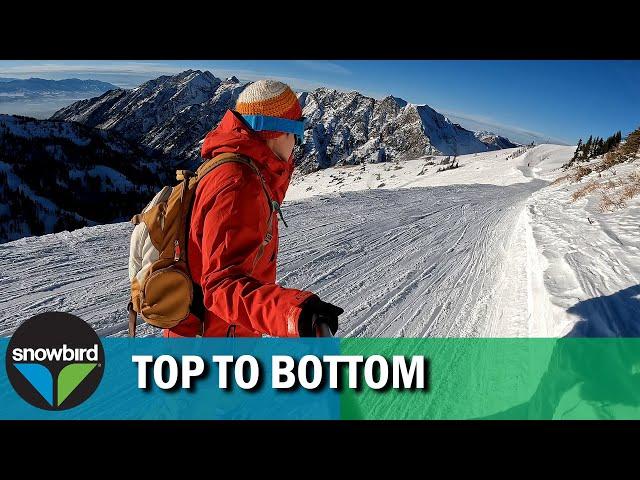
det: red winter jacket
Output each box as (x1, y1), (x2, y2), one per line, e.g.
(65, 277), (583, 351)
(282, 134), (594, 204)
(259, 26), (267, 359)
(163, 110), (316, 338)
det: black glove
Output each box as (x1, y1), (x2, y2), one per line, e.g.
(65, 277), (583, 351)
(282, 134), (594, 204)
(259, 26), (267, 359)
(298, 296), (344, 337)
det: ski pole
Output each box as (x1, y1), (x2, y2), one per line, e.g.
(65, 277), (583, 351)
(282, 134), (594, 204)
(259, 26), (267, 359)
(315, 320), (333, 337)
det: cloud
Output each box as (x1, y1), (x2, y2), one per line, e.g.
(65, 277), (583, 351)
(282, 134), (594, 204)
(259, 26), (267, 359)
(0, 62), (184, 76)
(0, 62), (185, 88)
(294, 60), (352, 75)
(0, 62), (352, 92)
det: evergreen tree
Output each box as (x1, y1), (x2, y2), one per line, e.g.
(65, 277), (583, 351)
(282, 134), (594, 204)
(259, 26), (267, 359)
(583, 135), (593, 159)
(597, 137), (604, 156)
(573, 139), (583, 161)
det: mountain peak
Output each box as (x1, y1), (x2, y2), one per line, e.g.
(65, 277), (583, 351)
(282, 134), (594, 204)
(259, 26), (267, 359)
(475, 130), (519, 149)
(314, 86), (339, 94)
(381, 95), (408, 108)
(52, 71), (517, 172)
(177, 69), (220, 84)
(176, 69), (199, 77)
(475, 130), (497, 138)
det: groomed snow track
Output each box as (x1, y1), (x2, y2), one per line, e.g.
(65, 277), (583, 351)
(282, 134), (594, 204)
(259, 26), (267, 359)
(0, 180), (545, 338)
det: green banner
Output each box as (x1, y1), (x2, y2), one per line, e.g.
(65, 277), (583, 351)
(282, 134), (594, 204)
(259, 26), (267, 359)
(340, 339), (640, 420)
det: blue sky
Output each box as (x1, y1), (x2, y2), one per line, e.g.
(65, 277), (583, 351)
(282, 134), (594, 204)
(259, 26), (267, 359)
(0, 60), (638, 145)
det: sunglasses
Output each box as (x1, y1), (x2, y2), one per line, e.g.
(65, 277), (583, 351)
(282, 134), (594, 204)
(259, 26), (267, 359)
(238, 112), (307, 147)
(295, 116), (306, 147)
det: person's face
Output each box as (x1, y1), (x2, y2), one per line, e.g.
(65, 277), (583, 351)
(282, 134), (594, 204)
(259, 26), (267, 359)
(268, 133), (296, 164)
(281, 133), (296, 162)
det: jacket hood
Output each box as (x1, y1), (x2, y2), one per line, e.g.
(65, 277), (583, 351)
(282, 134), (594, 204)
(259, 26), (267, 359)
(200, 110), (295, 203)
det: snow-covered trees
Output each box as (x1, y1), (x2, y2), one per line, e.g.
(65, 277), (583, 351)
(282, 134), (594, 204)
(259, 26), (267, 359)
(0, 115), (167, 242)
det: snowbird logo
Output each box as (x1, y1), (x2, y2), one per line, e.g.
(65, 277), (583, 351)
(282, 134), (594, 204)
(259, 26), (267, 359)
(6, 313), (104, 411)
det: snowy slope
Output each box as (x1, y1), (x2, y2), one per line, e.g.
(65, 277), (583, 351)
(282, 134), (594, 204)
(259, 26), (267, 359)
(1, 144), (637, 338)
(0, 181), (540, 338)
(287, 147), (531, 201)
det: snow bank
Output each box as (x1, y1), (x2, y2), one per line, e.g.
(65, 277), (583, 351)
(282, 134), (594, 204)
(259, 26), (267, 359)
(525, 155), (640, 336)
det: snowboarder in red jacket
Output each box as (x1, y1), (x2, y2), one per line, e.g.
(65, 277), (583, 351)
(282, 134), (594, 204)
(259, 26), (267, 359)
(164, 80), (343, 338)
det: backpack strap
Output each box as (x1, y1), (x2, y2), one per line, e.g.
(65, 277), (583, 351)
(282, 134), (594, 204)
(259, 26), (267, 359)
(195, 153), (276, 266)
(195, 153), (274, 209)
(184, 153), (276, 336)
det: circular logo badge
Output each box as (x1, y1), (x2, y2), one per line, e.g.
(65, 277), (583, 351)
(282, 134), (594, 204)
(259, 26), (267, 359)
(6, 312), (104, 410)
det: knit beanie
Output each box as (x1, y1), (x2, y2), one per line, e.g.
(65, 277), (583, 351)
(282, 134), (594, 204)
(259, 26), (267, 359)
(235, 80), (302, 140)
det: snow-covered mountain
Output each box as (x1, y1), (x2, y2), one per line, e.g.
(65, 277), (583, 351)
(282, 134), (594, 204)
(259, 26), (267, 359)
(52, 70), (517, 172)
(52, 70), (244, 169)
(0, 71), (521, 243)
(474, 130), (519, 150)
(295, 88), (510, 173)
(0, 115), (166, 242)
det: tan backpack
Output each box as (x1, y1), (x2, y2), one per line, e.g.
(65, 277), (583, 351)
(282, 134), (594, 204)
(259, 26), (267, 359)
(127, 153), (275, 337)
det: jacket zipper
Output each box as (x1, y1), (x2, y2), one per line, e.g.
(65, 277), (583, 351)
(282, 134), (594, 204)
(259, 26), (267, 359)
(272, 201), (288, 228)
(174, 239), (180, 262)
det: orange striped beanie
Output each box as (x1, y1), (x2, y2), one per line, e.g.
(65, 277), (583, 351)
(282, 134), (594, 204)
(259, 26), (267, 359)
(235, 80), (302, 140)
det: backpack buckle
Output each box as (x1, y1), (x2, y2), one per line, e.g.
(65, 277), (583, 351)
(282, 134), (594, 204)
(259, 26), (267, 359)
(176, 170), (195, 181)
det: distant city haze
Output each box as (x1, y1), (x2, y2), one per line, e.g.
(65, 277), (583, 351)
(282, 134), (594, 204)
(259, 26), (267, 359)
(0, 95), (99, 119)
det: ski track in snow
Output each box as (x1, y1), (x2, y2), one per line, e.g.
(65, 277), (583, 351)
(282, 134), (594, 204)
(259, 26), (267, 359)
(0, 224), (157, 337)
(279, 181), (544, 338)
(1, 144), (636, 338)
(0, 183), (538, 338)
